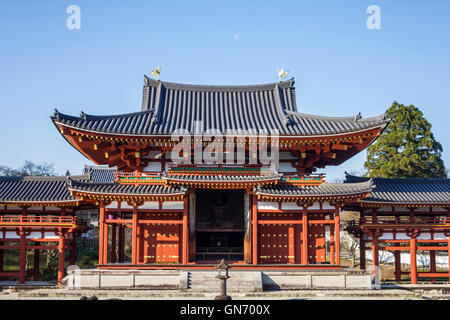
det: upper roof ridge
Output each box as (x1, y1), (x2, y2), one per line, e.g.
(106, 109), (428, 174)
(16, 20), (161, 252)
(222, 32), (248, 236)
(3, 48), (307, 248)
(143, 76), (295, 92)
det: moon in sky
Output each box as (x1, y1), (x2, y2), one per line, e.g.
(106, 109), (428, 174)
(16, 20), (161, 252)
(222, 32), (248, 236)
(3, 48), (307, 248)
(234, 33), (240, 40)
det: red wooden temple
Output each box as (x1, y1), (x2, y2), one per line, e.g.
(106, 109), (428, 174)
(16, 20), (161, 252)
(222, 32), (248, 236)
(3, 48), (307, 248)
(0, 176), (90, 284)
(345, 174), (450, 284)
(0, 76), (448, 284)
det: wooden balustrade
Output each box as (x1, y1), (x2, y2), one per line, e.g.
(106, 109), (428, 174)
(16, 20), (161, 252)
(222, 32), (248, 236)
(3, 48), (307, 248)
(347, 216), (449, 229)
(0, 215), (87, 226)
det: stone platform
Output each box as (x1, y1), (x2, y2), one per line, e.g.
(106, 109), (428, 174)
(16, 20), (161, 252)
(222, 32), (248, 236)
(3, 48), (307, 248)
(63, 268), (373, 291)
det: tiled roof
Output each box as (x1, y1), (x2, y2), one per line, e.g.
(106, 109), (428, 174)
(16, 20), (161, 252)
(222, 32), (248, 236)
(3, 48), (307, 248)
(67, 179), (187, 196)
(51, 78), (389, 136)
(0, 175), (89, 203)
(255, 180), (374, 197)
(344, 173), (450, 204)
(165, 173), (282, 183)
(83, 165), (117, 183)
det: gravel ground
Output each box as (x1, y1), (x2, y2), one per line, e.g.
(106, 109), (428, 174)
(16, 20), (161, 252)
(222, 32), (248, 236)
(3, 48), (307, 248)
(0, 287), (430, 300)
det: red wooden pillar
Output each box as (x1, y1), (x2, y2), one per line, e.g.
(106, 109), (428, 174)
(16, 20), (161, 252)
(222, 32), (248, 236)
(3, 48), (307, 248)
(430, 250), (436, 284)
(136, 217), (142, 264)
(410, 237), (417, 284)
(103, 215), (109, 265)
(288, 225), (295, 263)
(182, 196), (189, 264)
(57, 234), (65, 284)
(330, 214), (335, 265)
(132, 206), (138, 265)
(33, 242), (40, 281)
(371, 234), (379, 276)
(334, 208), (340, 265)
(301, 206), (308, 265)
(359, 235), (366, 270)
(394, 250), (401, 282)
(251, 195), (258, 265)
(110, 224), (116, 263)
(98, 202), (105, 265)
(19, 232), (27, 284)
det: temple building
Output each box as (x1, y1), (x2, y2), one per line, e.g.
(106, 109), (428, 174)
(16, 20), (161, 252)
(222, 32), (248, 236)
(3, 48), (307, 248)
(0, 76), (449, 285)
(345, 174), (450, 284)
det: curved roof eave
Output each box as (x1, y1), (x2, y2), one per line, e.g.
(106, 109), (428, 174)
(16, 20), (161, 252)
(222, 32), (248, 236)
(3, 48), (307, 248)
(52, 114), (389, 138)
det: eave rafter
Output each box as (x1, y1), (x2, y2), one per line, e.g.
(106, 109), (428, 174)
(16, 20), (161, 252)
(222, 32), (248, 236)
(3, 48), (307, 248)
(56, 123), (384, 172)
(166, 179), (280, 190)
(255, 191), (372, 204)
(68, 189), (186, 204)
(360, 202), (450, 209)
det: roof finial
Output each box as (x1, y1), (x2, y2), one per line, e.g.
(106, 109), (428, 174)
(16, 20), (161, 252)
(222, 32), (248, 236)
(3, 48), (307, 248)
(276, 68), (289, 82)
(53, 109), (60, 120)
(150, 66), (162, 80)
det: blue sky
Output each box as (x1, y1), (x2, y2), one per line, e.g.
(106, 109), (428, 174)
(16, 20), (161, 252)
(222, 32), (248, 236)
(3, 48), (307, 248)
(0, 1), (449, 181)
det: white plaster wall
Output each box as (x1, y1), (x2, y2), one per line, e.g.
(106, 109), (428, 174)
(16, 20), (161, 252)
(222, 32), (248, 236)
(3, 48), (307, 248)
(28, 206), (44, 211)
(322, 202), (334, 210)
(45, 206), (61, 211)
(377, 207), (394, 212)
(257, 202), (278, 210)
(5, 231), (19, 239)
(308, 202), (321, 210)
(415, 207), (431, 213)
(6, 206), (21, 211)
(378, 233), (393, 240)
(106, 201), (119, 209)
(120, 202), (134, 209)
(434, 233), (448, 240)
(281, 202), (302, 210)
(162, 201), (184, 210)
(140, 201), (159, 210)
(417, 233), (432, 240)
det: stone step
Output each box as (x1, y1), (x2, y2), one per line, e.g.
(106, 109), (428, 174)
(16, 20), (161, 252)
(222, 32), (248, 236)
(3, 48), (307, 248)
(187, 271), (261, 292)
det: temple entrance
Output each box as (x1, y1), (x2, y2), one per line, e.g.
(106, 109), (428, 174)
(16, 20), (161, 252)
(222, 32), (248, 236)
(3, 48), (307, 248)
(195, 190), (245, 261)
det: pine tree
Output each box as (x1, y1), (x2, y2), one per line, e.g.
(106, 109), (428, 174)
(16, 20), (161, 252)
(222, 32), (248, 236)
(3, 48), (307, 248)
(364, 101), (446, 178)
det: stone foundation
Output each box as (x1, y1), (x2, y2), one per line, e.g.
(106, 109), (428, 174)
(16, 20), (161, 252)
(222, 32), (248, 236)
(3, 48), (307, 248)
(63, 268), (373, 291)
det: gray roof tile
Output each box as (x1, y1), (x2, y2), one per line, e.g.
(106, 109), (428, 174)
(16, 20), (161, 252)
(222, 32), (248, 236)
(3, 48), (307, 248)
(0, 175), (89, 203)
(255, 180), (374, 197)
(52, 78), (389, 136)
(83, 165), (117, 183)
(345, 173), (450, 204)
(165, 173), (281, 183)
(67, 179), (187, 196)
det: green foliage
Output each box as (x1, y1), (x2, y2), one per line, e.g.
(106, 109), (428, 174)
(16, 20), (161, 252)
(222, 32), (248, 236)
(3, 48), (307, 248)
(77, 249), (98, 268)
(365, 101), (446, 178)
(40, 250), (59, 281)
